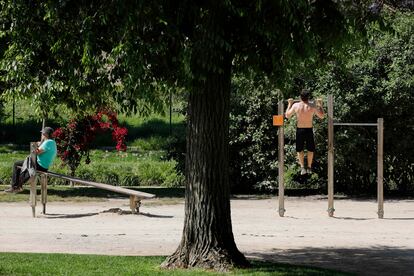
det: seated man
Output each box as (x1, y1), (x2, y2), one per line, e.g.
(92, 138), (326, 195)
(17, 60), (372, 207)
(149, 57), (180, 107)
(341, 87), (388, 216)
(285, 89), (324, 175)
(5, 127), (57, 193)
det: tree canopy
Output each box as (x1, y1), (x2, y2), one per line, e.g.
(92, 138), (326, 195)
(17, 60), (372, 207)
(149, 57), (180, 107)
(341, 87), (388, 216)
(1, 0), (410, 271)
(0, 0), (362, 115)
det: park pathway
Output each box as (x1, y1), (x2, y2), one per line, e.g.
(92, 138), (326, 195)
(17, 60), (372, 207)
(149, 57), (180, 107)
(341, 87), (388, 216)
(0, 196), (413, 275)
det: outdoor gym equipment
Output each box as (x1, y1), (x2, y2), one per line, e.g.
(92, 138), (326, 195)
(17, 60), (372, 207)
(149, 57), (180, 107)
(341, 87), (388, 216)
(26, 142), (155, 218)
(273, 94), (384, 218)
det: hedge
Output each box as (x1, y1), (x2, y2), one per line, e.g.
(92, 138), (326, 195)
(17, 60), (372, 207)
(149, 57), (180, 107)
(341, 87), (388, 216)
(0, 150), (183, 188)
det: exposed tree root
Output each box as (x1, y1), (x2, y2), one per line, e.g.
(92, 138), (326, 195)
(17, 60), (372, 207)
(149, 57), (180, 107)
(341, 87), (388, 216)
(161, 246), (250, 272)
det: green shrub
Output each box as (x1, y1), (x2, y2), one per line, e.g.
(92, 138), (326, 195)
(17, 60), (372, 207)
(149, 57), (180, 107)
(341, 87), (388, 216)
(229, 13), (414, 195)
(0, 165), (10, 185)
(0, 152), (27, 185)
(120, 172), (140, 186)
(0, 149), (183, 188)
(305, 12), (414, 194)
(229, 72), (279, 192)
(135, 160), (183, 187)
(129, 136), (171, 151)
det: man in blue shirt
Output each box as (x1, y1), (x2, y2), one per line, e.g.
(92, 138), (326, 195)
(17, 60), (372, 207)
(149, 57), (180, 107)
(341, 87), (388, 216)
(35, 127), (58, 170)
(5, 127), (57, 193)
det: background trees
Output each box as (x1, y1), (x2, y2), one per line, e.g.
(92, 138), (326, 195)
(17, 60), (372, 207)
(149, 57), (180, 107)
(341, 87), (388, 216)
(309, 12), (414, 194)
(1, 0), (412, 271)
(228, 10), (413, 195)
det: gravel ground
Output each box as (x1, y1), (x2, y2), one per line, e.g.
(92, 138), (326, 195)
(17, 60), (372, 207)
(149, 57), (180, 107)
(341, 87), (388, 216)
(0, 196), (413, 275)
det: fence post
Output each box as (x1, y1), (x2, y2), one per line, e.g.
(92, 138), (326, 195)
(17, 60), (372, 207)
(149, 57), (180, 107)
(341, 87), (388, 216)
(377, 118), (384, 219)
(41, 174), (48, 214)
(130, 195), (140, 214)
(278, 101), (285, 217)
(327, 95), (335, 217)
(29, 142), (38, 218)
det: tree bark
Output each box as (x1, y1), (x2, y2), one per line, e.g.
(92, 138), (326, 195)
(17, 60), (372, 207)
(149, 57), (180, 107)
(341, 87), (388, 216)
(162, 6), (248, 270)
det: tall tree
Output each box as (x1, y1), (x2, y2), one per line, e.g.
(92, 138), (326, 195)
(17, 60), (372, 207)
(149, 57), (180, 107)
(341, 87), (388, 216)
(1, 0), (390, 270)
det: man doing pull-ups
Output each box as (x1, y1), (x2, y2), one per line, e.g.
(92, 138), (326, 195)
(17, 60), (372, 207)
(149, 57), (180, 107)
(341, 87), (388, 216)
(285, 89), (324, 175)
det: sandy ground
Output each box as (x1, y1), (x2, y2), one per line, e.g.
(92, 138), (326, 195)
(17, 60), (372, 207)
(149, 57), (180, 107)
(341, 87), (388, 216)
(0, 196), (413, 275)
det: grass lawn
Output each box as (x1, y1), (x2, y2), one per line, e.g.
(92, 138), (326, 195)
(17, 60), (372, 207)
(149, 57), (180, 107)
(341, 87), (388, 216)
(0, 253), (351, 276)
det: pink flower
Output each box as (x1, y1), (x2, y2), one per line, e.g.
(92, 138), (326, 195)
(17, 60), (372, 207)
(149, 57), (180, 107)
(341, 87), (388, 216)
(55, 109), (128, 171)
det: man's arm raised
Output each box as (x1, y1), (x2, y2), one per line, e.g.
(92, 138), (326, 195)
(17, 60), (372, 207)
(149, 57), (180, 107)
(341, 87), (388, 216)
(285, 98), (295, 119)
(315, 98), (325, 119)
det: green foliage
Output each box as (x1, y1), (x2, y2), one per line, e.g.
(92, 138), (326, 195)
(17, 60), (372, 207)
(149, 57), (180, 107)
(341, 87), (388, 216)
(0, 150), (26, 186)
(0, 98), (185, 146)
(229, 12), (414, 195)
(130, 136), (171, 151)
(229, 72), (279, 192)
(0, 0), (358, 117)
(307, 12), (414, 194)
(0, 149), (183, 188)
(0, 103), (185, 188)
(0, 1), (375, 192)
(0, 99), (5, 121)
(137, 160), (184, 187)
(0, 1), (171, 117)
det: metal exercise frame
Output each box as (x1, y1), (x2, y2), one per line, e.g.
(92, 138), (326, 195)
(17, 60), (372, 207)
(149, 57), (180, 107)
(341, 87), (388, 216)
(327, 94), (384, 218)
(276, 94), (384, 218)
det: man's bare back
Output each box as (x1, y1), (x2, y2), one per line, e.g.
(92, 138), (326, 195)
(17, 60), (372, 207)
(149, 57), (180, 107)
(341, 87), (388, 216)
(285, 101), (324, 127)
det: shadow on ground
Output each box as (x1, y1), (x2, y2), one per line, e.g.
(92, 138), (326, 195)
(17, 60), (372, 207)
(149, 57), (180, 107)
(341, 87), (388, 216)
(43, 187), (185, 199)
(43, 212), (100, 219)
(38, 207), (174, 219)
(247, 246), (414, 276)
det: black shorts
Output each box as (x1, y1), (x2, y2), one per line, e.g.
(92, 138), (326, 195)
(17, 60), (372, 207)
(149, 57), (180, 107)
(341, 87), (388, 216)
(296, 128), (315, 152)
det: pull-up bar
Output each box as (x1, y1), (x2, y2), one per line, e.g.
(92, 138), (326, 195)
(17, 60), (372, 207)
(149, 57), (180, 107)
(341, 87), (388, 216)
(277, 101), (285, 217)
(274, 94), (384, 219)
(327, 94), (384, 219)
(334, 122), (378, 126)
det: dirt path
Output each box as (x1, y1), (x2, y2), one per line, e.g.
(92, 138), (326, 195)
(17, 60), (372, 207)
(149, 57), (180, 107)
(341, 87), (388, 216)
(0, 196), (413, 275)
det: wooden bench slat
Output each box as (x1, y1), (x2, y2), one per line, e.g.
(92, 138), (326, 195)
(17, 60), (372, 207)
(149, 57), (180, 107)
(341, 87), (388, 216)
(38, 171), (155, 199)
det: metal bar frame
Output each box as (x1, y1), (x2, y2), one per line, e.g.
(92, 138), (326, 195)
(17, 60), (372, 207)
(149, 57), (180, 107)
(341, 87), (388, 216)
(327, 95), (335, 217)
(334, 123), (378, 126)
(328, 95), (384, 218)
(377, 118), (384, 218)
(278, 101), (285, 217)
(29, 142), (38, 218)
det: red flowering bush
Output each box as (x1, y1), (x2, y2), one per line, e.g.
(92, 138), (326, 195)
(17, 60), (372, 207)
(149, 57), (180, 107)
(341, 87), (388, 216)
(53, 110), (128, 176)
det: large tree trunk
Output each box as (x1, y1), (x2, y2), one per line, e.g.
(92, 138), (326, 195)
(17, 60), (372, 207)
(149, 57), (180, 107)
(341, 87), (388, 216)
(162, 7), (248, 270)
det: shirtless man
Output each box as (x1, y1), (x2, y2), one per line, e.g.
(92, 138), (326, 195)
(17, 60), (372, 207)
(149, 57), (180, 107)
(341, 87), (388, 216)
(285, 89), (324, 175)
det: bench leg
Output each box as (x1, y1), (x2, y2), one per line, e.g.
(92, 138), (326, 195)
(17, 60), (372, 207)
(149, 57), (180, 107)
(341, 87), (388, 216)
(129, 195), (141, 214)
(41, 175), (48, 214)
(29, 176), (37, 218)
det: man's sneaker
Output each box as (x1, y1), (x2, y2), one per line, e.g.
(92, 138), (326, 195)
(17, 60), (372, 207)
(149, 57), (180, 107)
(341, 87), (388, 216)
(300, 167), (307, 175)
(307, 167), (313, 174)
(4, 187), (23, 193)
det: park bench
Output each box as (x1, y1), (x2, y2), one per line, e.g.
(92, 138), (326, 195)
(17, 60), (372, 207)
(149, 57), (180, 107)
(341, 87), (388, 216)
(25, 142), (155, 217)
